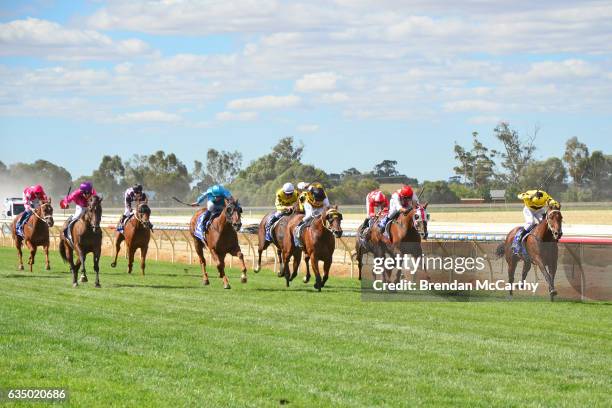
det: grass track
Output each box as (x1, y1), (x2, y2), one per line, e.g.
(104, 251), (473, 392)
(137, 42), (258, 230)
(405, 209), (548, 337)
(0, 247), (611, 407)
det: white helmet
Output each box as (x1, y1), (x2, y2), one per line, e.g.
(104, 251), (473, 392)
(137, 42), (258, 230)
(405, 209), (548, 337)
(282, 182), (295, 194)
(297, 182), (308, 190)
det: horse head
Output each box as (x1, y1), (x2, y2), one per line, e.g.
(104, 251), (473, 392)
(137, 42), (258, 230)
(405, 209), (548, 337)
(39, 199), (54, 227)
(546, 204), (563, 240)
(411, 202), (429, 239)
(136, 202), (152, 229)
(323, 205), (343, 238)
(225, 198), (243, 232)
(87, 195), (103, 232)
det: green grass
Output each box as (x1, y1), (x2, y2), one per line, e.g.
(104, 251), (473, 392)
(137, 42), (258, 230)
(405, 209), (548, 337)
(0, 247), (611, 407)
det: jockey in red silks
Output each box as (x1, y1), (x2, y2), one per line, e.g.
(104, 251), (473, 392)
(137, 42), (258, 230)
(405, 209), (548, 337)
(359, 189), (389, 235)
(378, 185), (419, 231)
(60, 182), (96, 240)
(16, 184), (48, 236)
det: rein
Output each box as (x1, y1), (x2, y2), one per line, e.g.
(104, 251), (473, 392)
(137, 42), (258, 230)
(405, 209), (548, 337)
(30, 203), (51, 226)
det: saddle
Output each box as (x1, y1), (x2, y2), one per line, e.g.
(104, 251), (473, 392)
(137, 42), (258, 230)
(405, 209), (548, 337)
(16, 211), (33, 238)
(194, 211), (222, 243)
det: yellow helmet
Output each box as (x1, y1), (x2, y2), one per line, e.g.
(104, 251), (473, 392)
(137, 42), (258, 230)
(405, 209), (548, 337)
(518, 190), (551, 209)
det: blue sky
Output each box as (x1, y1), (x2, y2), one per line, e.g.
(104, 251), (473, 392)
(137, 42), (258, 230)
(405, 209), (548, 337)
(1, 1), (611, 182)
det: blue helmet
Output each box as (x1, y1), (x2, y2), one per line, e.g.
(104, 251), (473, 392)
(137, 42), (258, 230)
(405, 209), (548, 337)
(211, 185), (224, 197)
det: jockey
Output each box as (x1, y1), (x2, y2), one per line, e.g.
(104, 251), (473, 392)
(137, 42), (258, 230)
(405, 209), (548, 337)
(294, 182), (330, 247)
(118, 184), (148, 229)
(16, 184), (48, 236)
(512, 190), (560, 254)
(378, 185), (419, 232)
(359, 189), (389, 234)
(190, 184), (233, 232)
(265, 182), (298, 243)
(60, 182), (96, 240)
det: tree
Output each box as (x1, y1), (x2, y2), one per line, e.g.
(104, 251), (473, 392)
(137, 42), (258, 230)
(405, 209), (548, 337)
(91, 155), (126, 203)
(272, 137), (304, 163)
(373, 160), (399, 177)
(192, 160), (214, 191)
(126, 151), (192, 200)
(583, 151), (612, 199)
(341, 167), (361, 178)
(520, 158), (567, 196)
(563, 137), (590, 185)
(8, 160), (72, 199)
(205, 149), (242, 185)
(453, 132), (496, 186)
(421, 181), (459, 203)
(493, 122), (536, 185)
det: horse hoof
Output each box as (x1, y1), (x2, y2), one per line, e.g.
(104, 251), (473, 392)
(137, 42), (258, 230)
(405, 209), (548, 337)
(80, 276), (88, 283)
(277, 271), (284, 278)
(203, 280), (210, 286)
(254, 266), (260, 273)
(72, 283), (78, 288)
(303, 277), (310, 284)
(18, 265), (24, 271)
(224, 284), (231, 290)
(95, 283), (101, 288)
(110, 262), (116, 268)
(46, 266), (51, 271)
(240, 276), (247, 284)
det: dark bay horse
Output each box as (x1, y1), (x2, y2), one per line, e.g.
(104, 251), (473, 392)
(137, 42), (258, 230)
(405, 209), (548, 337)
(11, 201), (54, 271)
(189, 199), (247, 289)
(284, 206), (343, 291)
(111, 203), (152, 275)
(355, 204), (429, 281)
(255, 203), (300, 277)
(59, 195), (103, 288)
(496, 205), (563, 301)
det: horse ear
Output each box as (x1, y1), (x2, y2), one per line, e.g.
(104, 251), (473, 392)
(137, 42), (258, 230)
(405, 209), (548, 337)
(423, 202), (428, 209)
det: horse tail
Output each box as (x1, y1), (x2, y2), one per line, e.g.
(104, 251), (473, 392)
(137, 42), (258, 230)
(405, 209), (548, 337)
(58, 238), (68, 263)
(495, 242), (505, 258)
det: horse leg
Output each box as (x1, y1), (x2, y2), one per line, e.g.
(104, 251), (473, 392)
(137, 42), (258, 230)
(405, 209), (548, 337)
(321, 257), (332, 288)
(356, 245), (363, 281)
(506, 253), (519, 298)
(290, 250), (301, 282)
(44, 243), (50, 270)
(547, 262), (558, 301)
(94, 250), (101, 288)
(127, 244), (135, 274)
(111, 233), (124, 268)
(255, 240), (270, 273)
(520, 260), (532, 285)
(303, 255), (311, 284)
(78, 249), (88, 283)
(277, 248), (284, 277)
(27, 242), (37, 273)
(215, 253), (231, 290)
(67, 245), (78, 288)
(231, 247), (247, 284)
(311, 256), (323, 292)
(15, 237), (25, 270)
(194, 240), (209, 285)
(140, 246), (148, 277)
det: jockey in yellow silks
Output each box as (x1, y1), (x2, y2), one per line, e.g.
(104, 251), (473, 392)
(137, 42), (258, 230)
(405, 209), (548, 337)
(512, 189), (560, 254)
(264, 183), (298, 243)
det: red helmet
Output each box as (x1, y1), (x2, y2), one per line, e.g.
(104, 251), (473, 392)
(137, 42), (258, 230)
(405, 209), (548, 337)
(372, 191), (385, 203)
(399, 185), (414, 198)
(32, 184), (44, 194)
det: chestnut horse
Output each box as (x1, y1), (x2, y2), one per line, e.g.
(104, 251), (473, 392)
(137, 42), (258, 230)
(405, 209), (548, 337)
(11, 201), (54, 271)
(59, 195), (103, 288)
(189, 199), (247, 289)
(255, 203), (300, 277)
(111, 203), (152, 275)
(284, 206), (343, 291)
(355, 204), (429, 281)
(496, 205), (563, 301)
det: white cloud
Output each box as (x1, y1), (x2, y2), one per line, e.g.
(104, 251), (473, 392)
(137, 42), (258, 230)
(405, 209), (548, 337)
(216, 111), (258, 121)
(443, 99), (500, 113)
(227, 95), (301, 110)
(0, 18), (151, 60)
(115, 110), (181, 123)
(295, 72), (339, 92)
(297, 124), (319, 132)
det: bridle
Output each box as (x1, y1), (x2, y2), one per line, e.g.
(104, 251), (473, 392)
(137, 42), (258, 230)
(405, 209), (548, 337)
(31, 202), (53, 226)
(545, 209), (562, 239)
(133, 202), (151, 229)
(323, 208), (343, 236)
(225, 201), (243, 231)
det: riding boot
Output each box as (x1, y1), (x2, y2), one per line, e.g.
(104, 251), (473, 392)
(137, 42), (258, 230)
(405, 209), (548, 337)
(200, 210), (212, 232)
(512, 227), (526, 254)
(65, 216), (76, 246)
(294, 221), (305, 248)
(16, 211), (29, 236)
(117, 214), (126, 232)
(378, 216), (389, 231)
(265, 215), (276, 242)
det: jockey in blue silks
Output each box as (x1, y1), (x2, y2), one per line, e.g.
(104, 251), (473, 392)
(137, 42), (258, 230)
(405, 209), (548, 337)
(190, 184), (233, 232)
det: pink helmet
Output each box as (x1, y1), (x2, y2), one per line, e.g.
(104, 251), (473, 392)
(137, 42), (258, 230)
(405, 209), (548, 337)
(32, 184), (44, 194)
(372, 191), (385, 203)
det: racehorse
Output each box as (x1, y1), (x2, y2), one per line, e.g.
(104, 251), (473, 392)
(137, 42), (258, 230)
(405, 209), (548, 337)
(496, 205), (563, 301)
(284, 206), (343, 291)
(355, 204), (429, 282)
(111, 202), (152, 275)
(255, 203), (300, 278)
(189, 199), (247, 289)
(59, 195), (103, 288)
(11, 200), (54, 272)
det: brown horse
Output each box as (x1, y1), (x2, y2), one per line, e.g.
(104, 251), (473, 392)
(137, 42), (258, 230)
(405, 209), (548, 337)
(189, 199), (247, 289)
(111, 203), (152, 275)
(284, 206), (343, 291)
(11, 201), (54, 272)
(255, 203), (300, 278)
(59, 195), (103, 288)
(496, 205), (563, 301)
(355, 204), (429, 281)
